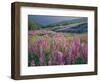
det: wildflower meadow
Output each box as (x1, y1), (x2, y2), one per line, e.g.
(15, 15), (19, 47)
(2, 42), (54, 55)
(28, 15), (88, 66)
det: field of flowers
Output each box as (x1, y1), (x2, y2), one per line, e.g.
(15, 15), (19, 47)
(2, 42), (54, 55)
(28, 30), (88, 66)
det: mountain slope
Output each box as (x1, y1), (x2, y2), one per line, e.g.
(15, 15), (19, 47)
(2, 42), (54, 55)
(45, 17), (87, 28)
(53, 23), (87, 33)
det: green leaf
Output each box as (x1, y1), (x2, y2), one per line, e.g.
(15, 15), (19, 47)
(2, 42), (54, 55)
(73, 57), (85, 64)
(44, 52), (49, 65)
(34, 54), (40, 66)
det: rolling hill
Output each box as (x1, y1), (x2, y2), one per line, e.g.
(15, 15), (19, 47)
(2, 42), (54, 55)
(28, 16), (88, 33)
(53, 23), (87, 33)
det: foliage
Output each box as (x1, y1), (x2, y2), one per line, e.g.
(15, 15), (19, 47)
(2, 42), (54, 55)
(28, 30), (88, 66)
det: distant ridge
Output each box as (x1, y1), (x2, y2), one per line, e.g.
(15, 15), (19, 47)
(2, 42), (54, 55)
(53, 23), (88, 33)
(44, 17), (87, 27)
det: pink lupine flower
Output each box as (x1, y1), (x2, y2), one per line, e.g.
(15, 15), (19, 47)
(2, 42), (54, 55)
(57, 51), (64, 65)
(54, 51), (64, 65)
(43, 39), (48, 48)
(31, 60), (35, 66)
(51, 50), (58, 65)
(81, 43), (88, 60)
(37, 38), (48, 48)
(65, 37), (81, 64)
(37, 39), (43, 47)
(51, 40), (57, 51)
(40, 56), (44, 65)
(28, 30), (88, 66)
(28, 38), (34, 53)
(39, 45), (45, 65)
(39, 45), (43, 56)
(66, 49), (73, 64)
(28, 43), (33, 53)
(71, 37), (81, 57)
(48, 60), (52, 65)
(32, 43), (38, 54)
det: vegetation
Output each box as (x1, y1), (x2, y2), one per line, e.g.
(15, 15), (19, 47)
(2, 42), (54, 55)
(28, 30), (88, 66)
(28, 17), (88, 66)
